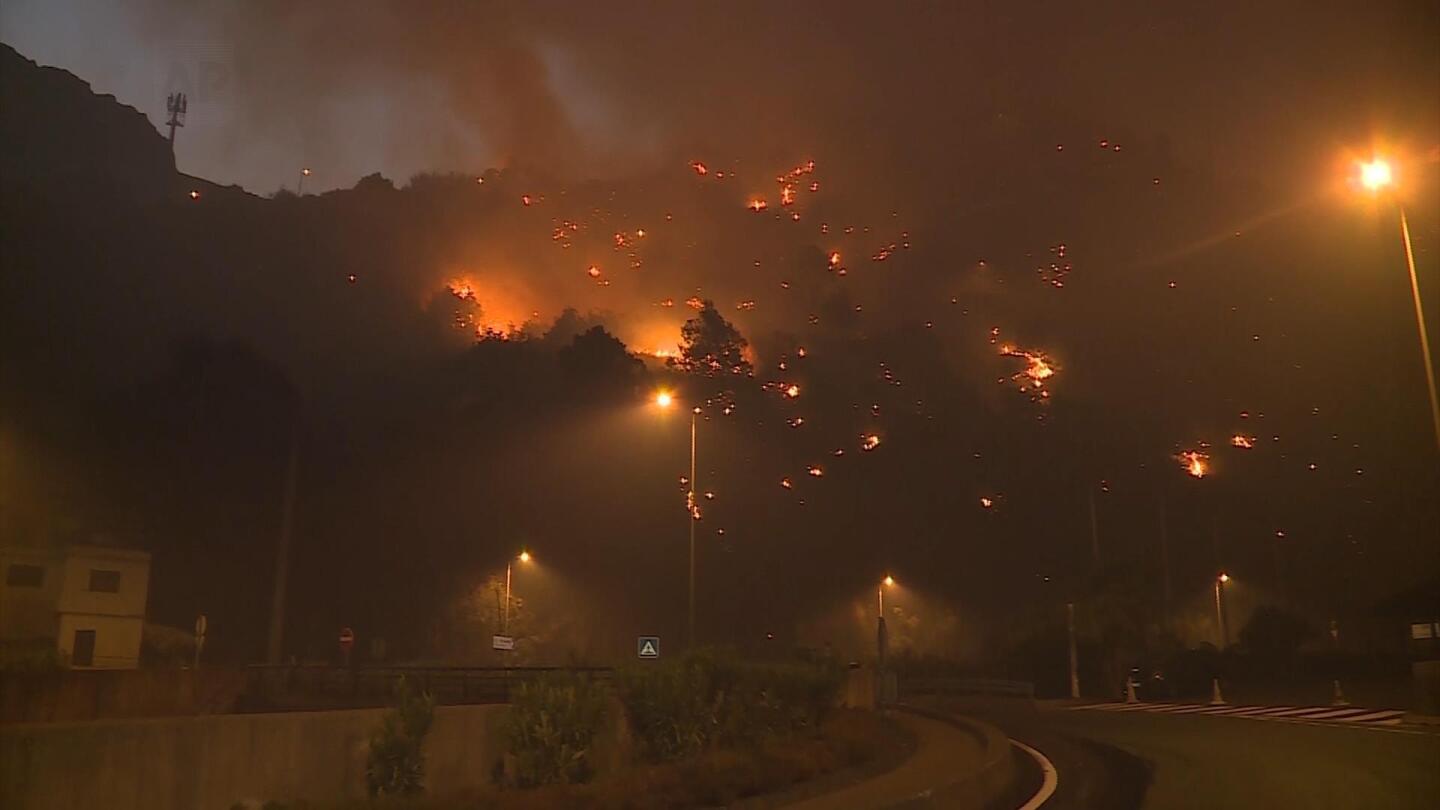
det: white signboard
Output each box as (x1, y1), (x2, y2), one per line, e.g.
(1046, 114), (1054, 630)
(492, 634), (515, 651)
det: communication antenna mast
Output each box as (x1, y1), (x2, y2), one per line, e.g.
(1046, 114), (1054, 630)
(166, 92), (187, 147)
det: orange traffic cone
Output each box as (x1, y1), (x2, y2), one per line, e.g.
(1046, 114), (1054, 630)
(1331, 680), (1350, 707)
(1209, 678), (1227, 706)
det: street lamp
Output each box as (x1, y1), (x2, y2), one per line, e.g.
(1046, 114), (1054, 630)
(1214, 572), (1230, 648)
(299, 167), (312, 195)
(504, 550), (532, 633)
(654, 391), (700, 648)
(877, 575), (896, 706)
(1356, 157), (1440, 452)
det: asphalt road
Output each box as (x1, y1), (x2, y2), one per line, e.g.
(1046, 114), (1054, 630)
(926, 699), (1440, 810)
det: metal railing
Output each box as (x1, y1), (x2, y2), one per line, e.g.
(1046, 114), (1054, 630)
(241, 665), (613, 711)
(898, 676), (1035, 701)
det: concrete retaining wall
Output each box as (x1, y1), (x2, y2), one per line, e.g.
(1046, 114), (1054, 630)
(0, 703), (508, 810)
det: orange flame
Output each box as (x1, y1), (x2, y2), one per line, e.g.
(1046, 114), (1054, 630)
(1177, 450), (1210, 478)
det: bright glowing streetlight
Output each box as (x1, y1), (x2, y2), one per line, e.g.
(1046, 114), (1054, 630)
(298, 167), (312, 195)
(654, 391), (700, 648)
(878, 574), (896, 614)
(1355, 156), (1440, 452)
(1359, 159), (1392, 191)
(504, 549), (533, 633)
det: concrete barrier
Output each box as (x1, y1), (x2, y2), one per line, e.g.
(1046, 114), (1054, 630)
(0, 703), (508, 810)
(1, 669), (247, 723)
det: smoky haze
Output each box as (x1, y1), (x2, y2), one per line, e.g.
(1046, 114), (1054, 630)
(0, 1), (1437, 666)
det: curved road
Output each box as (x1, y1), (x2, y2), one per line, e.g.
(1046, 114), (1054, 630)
(932, 700), (1440, 809)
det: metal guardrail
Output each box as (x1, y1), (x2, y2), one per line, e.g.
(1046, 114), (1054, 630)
(241, 665), (614, 710)
(898, 676), (1035, 700)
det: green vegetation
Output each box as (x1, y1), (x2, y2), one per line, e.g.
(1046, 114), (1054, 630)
(502, 672), (609, 787)
(615, 650), (842, 762)
(239, 709), (893, 810)
(366, 676), (436, 797)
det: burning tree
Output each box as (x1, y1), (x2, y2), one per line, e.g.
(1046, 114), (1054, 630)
(670, 300), (753, 377)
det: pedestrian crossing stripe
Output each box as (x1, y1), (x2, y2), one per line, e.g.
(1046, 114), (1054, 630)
(1066, 701), (1404, 726)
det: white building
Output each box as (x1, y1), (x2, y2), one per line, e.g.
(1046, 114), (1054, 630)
(0, 544), (151, 669)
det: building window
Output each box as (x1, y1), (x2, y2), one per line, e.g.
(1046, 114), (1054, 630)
(88, 569), (121, 593)
(73, 629), (96, 667)
(5, 564), (44, 587)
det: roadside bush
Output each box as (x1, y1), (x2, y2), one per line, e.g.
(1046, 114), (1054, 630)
(366, 676), (436, 797)
(616, 650), (841, 762)
(502, 672), (609, 787)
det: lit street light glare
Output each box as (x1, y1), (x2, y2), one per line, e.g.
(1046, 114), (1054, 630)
(518, 550), (531, 563)
(1218, 572), (1231, 583)
(883, 575), (896, 587)
(1358, 158), (1393, 191)
(654, 391), (674, 408)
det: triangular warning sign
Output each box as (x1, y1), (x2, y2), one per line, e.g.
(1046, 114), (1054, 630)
(640, 639), (658, 657)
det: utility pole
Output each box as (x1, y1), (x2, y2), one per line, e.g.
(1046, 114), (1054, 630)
(165, 93), (187, 148)
(1087, 487), (1100, 565)
(1159, 498), (1172, 623)
(1067, 602), (1080, 699)
(688, 410), (697, 649)
(266, 422), (300, 664)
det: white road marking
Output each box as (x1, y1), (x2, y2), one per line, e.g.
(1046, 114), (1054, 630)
(1339, 710), (1405, 724)
(1011, 738), (1058, 810)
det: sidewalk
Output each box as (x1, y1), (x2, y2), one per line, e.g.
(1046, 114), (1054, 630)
(778, 711), (987, 809)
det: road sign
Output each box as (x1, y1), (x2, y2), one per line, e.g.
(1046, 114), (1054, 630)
(637, 635), (660, 659)
(492, 634), (515, 651)
(339, 626), (355, 650)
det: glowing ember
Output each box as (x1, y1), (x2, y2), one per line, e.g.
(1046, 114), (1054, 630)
(807, 465), (824, 477)
(784, 384), (801, 398)
(999, 342), (1058, 402)
(780, 477), (793, 489)
(690, 160), (709, 175)
(862, 434), (881, 451)
(1177, 450), (1210, 478)
(748, 198), (769, 212)
(1231, 434), (1256, 449)
(980, 497), (994, 508)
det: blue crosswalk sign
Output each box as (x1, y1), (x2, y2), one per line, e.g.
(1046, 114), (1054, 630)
(637, 636), (660, 659)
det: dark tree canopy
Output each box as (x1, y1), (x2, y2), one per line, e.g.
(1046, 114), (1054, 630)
(1239, 606), (1313, 658)
(670, 301), (752, 378)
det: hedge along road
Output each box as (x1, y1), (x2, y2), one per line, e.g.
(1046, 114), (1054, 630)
(980, 700), (1440, 810)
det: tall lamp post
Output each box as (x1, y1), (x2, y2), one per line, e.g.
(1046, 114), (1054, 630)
(877, 575), (895, 705)
(1214, 572), (1231, 649)
(655, 391), (700, 648)
(1358, 158), (1440, 452)
(503, 550), (532, 633)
